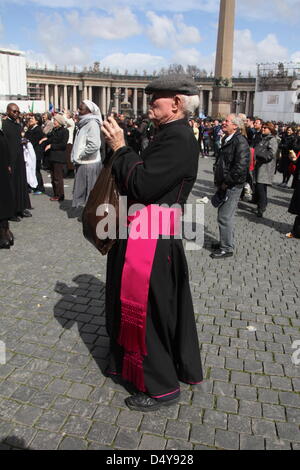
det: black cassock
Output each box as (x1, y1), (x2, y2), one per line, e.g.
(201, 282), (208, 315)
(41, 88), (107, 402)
(105, 119), (203, 401)
(0, 130), (14, 221)
(2, 118), (31, 215)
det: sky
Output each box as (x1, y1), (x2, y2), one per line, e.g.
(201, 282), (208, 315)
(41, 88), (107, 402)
(0, 0), (300, 75)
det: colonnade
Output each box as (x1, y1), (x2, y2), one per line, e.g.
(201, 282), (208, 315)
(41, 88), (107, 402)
(29, 79), (255, 117)
(41, 83), (149, 116)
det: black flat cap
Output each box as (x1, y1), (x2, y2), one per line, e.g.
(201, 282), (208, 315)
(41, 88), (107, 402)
(145, 74), (199, 96)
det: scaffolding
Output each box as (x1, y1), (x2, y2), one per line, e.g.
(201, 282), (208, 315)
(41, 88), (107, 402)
(257, 62), (300, 79)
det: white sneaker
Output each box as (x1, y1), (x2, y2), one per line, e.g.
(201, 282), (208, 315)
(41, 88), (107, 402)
(196, 197), (209, 204)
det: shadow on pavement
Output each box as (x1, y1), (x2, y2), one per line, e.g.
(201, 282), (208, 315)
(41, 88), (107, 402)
(53, 274), (134, 394)
(0, 437), (29, 450)
(237, 206), (292, 234)
(58, 199), (83, 219)
(192, 178), (216, 198)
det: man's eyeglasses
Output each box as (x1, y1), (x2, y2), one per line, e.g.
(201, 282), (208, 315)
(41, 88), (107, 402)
(11, 110), (20, 114)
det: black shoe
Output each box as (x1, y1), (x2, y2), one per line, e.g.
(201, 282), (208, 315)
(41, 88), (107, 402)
(210, 249), (233, 259)
(21, 210), (32, 218)
(0, 228), (10, 250)
(125, 393), (179, 412)
(9, 216), (21, 222)
(0, 240), (10, 249)
(211, 242), (220, 250)
(6, 230), (14, 246)
(256, 210), (263, 218)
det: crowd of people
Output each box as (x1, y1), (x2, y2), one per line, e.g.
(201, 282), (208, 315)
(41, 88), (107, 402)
(0, 72), (300, 412)
(0, 99), (300, 252)
(0, 100), (300, 251)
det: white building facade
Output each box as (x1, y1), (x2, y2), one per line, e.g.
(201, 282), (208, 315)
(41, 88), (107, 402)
(0, 48), (45, 113)
(254, 63), (300, 124)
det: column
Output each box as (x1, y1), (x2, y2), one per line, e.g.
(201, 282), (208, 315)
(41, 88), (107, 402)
(107, 86), (111, 112)
(50, 85), (54, 109)
(64, 85), (68, 110)
(133, 88), (138, 117)
(124, 87), (129, 102)
(89, 86), (93, 101)
(59, 86), (64, 110)
(44, 84), (49, 112)
(208, 90), (213, 116)
(237, 91), (241, 113)
(245, 91), (251, 116)
(54, 84), (59, 111)
(101, 86), (106, 115)
(199, 88), (203, 115)
(114, 88), (119, 114)
(142, 89), (147, 114)
(83, 85), (88, 101)
(73, 85), (77, 112)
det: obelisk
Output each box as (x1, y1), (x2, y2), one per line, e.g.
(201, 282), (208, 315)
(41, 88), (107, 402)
(212, 0), (236, 117)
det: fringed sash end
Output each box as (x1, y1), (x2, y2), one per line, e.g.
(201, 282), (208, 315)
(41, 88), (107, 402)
(122, 352), (146, 392)
(118, 299), (147, 356)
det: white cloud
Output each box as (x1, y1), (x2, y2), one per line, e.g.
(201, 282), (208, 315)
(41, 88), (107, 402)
(291, 51), (300, 62)
(4, 0), (300, 24)
(1, 0), (219, 13)
(100, 52), (166, 73)
(146, 11), (201, 49)
(170, 29), (295, 76)
(172, 48), (214, 71)
(233, 30), (289, 74)
(66, 8), (141, 40)
(238, 0), (300, 23)
(35, 13), (90, 66)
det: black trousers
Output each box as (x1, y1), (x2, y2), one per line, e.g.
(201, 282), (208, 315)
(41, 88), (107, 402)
(293, 216), (300, 238)
(50, 162), (65, 198)
(35, 159), (45, 192)
(256, 183), (268, 212)
(0, 219), (9, 230)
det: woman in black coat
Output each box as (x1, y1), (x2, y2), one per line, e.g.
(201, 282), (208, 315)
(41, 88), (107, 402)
(25, 114), (45, 194)
(286, 138), (300, 239)
(40, 115), (68, 201)
(279, 127), (296, 187)
(0, 124), (15, 249)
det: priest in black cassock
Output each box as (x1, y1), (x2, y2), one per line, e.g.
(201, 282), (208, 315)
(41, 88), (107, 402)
(2, 103), (32, 221)
(0, 119), (14, 248)
(102, 75), (203, 412)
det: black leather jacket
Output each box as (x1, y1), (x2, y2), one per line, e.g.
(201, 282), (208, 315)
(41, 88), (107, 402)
(214, 131), (250, 188)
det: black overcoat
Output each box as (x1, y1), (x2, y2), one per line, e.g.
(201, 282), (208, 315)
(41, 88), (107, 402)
(25, 125), (44, 161)
(2, 118), (31, 213)
(0, 130), (14, 220)
(289, 157), (300, 216)
(46, 127), (69, 164)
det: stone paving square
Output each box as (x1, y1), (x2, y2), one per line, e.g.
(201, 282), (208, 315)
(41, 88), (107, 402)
(0, 161), (299, 450)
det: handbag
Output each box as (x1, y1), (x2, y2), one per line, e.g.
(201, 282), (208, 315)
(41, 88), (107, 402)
(211, 189), (229, 208)
(82, 151), (120, 255)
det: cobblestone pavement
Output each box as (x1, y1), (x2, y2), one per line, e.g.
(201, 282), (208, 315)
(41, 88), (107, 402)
(0, 160), (299, 451)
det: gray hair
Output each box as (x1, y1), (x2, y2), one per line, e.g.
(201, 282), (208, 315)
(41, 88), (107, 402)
(230, 114), (245, 130)
(179, 94), (200, 116)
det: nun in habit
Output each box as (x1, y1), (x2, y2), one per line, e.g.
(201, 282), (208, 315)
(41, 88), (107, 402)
(71, 100), (103, 209)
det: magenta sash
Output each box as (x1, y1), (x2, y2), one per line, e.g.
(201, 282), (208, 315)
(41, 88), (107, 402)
(118, 205), (182, 392)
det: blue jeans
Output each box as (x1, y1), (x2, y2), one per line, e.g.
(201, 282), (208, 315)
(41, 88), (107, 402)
(217, 186), (243, 253)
